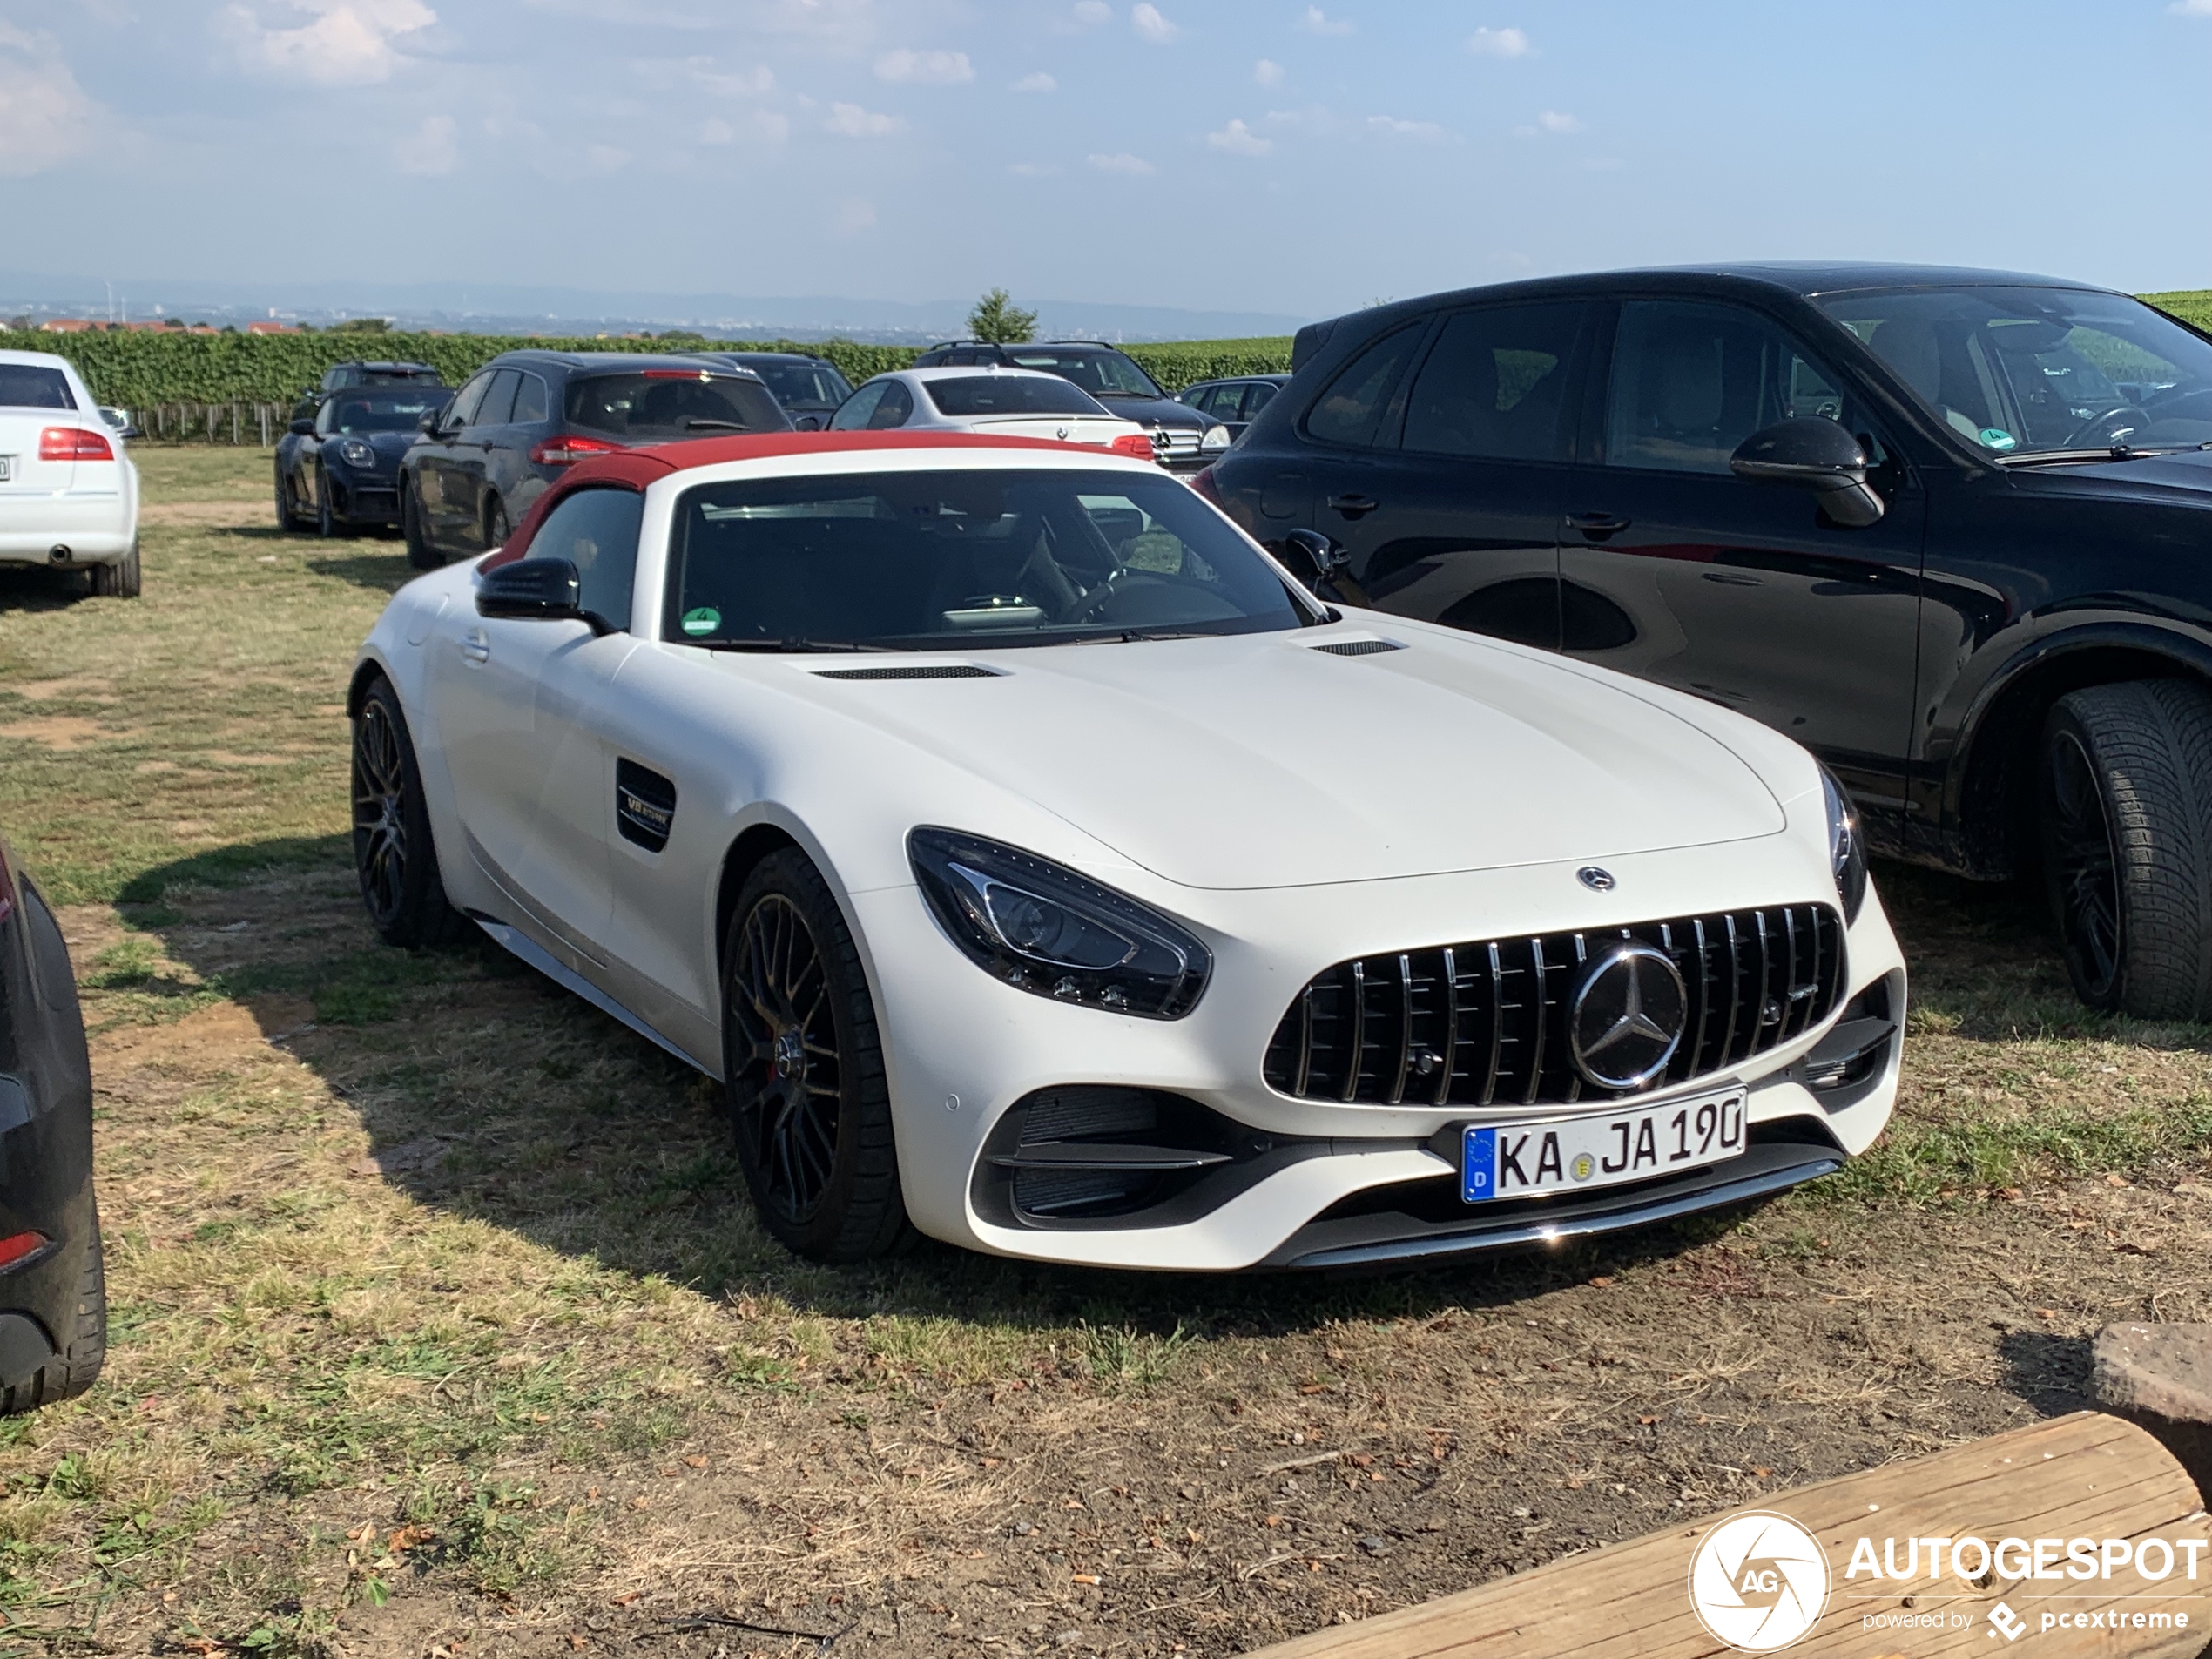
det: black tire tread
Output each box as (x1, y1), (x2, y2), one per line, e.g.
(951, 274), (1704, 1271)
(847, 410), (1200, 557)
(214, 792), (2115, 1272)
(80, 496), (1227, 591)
(90, 538), (140, 599)
(2049, 680), (2212, 1019)
(0, 1219), (105, 1416)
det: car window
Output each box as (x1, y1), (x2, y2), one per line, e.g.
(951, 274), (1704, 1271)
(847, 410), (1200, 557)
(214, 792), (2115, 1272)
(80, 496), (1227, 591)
(869, 381), (914, 428)
(1401, 303), (1586, 462)
(531, 488), (644, 631)
(829, 381), (888, 430)
(924, 376), (1108, 417)
(474, 369), (521, 428)
(664, 468), (1305, 649)
(510, 371), (550, 425)
(322, 391), (442, 435)
(1303, 321), (1426, 449)
(1003, 350), (1163, 398)
(445, 373), (495, 430)
(0, 365), (76, 410)
(564, 371), (787, 438)
(1246, 381), (1279, 418)
(1603, 300), (1865, 475)
(749, 361), (852, 408)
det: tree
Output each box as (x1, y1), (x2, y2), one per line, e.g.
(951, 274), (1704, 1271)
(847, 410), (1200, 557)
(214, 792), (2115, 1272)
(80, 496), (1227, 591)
(334, 317), (394, 334)
(968, 288), (1038, 344)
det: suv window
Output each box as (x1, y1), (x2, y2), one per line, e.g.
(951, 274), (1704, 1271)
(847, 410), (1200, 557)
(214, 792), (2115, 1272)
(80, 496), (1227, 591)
(445, 372), (495, 430)
(1603, 300), (1863, 475)
(532, 488), (644, 631)
(564, 371), (786, 437)
(1003, 349), (1163, 399)
(1401, 303), (1585, 461)
(1246, 381), (1279, 417)
(1303, 322), (1426, 449)
(511, 370), (550, 424)
(474, 369), (521, 428)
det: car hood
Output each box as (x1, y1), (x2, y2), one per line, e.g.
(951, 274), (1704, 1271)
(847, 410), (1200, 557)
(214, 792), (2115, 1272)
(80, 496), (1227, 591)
(1091, 392), (1208, 429)
(769, 626), (1788, 890)
(2015, 446), (2212, 496)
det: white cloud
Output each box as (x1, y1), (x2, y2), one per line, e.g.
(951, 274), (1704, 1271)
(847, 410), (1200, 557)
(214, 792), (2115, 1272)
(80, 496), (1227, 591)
(1014, 71), (1056, 91)
(584, 143), (628, 174)
(1367, 114), (1444, 140)
(220, 0), (436, 86)
(1088, 151), (1153, 174)
(833, 197), (876, 234)
(690, 60), (774, 97)
(698, 115), (734, 144)
(0, 25), (104, 176)
(395, 112), (456, 172)
(1206, 118), (1271, 156)
(874, 48), (973, 84)
(826, 100), (900, 136)
(1298, 5), (1352, 34)
(754, 109), (791, 143)
(1071, 1), (1112, 22)
(2172, 0), (2212, 13)
(1467, 24), (1531, 57)
(1536, 109), (1582, 132)
(1131, 3), (1178, 43)
(1254, 57), (1283, 85)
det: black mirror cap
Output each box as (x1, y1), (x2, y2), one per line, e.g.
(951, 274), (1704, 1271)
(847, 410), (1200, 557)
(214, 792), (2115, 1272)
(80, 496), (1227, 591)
(415, 411), (439, 434)
(1279, 527), (1350, 587)
(289, 418), (316, 435)
(1730, 416), (1885, 528)
(476, 557), (583, 622)
(794, 414), (823, 432)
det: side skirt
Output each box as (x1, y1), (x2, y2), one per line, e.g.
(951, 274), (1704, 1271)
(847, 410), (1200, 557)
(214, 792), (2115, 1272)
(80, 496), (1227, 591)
(469, 914), (720, 1080)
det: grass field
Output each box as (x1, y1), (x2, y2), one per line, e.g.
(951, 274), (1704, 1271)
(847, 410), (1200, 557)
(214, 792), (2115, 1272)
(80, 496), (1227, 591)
(0, 448), (2209, 1658)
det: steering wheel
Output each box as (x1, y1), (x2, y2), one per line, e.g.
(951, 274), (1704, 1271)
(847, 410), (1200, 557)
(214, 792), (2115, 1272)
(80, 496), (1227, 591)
(2061, 405), (2152, 448)
(1062, 570), (1143, 624)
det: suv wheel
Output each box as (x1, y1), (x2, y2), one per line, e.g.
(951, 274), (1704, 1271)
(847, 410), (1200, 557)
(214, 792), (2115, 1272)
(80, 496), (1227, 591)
(401, 478), (440, 570)
(2041, 679), (2212, 1018)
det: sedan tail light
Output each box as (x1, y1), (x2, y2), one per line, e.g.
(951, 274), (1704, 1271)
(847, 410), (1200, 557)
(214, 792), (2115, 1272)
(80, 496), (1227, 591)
(1109, 432), (1157, 460)
(39, 426), (113, 462)
(530, 434), (625, 467)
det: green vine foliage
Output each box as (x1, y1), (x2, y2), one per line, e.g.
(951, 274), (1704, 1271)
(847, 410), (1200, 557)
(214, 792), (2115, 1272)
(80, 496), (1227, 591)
(1, 329), (1296, 407)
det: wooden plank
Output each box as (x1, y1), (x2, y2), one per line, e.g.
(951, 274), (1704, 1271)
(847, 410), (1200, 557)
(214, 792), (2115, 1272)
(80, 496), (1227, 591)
(1245, 1413), (2211, 1658)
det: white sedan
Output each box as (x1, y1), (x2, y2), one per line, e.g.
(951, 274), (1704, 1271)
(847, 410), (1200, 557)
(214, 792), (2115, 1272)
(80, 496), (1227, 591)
(0, 350), (140, 597)
(830, 365), (1203, 462)
(348, 431), (1905, 1271)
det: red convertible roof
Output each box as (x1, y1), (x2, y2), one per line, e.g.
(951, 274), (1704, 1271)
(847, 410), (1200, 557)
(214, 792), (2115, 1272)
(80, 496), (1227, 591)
(487, 431), (1110, 569)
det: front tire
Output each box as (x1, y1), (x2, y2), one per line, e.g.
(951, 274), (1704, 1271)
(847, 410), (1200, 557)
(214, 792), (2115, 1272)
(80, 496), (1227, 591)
(401, 477), (441, 570)
(275, 464), (307, 531)
(316, 465), (342, 538)
(352, 675), (463, 948)
(721, 851), (909, 1263)
(485, 496), (512, 551)
(2041, 680), (2212, 1018)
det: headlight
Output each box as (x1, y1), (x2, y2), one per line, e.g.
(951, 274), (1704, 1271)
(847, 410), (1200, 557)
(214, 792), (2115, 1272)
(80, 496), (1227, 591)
(908, 826), (1211, 1019)
(1820, 765), (1868, 924)
(337, 438), (376, 469)
(1200, 423), (1231, 452)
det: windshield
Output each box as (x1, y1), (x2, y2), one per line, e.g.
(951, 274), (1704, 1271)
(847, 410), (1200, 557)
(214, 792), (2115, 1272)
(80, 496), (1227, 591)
(924, 376), (1111, 418)
(323, 391), (443, 434)
(665, 469), (1305, 650)
(747, 361), (853, 408)
(0, 366), (76, 410)
(566, 372), (789, 438)
(1817, 287), (2212, 455)
(1003, 350), (1164, 399)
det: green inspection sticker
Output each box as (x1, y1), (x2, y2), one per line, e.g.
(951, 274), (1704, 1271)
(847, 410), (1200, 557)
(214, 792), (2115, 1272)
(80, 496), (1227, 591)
(681, 607), (720, 637)
(1980, 428), (2018, 451)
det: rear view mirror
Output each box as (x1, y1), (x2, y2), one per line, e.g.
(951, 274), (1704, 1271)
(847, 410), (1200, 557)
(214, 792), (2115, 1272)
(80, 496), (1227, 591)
(1730, 418), (1885, 528)
(477, 557), (590, 624)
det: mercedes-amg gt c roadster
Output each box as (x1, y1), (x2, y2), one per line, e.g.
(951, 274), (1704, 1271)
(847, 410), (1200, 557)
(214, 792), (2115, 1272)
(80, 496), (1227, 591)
(349, 431), (1905, 1271)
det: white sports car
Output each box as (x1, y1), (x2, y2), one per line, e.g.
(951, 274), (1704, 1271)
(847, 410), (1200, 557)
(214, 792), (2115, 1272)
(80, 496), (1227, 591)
(349, 431), (1905, 1271)
(0, 350), (141, 597)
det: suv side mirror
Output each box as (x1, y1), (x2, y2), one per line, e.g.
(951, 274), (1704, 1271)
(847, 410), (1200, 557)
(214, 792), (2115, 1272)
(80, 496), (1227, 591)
(417, 410), (442, 435)
(1730, 417), (1885, 528)
(289, 417), (316, 436)
(793, 414), (822, 432)
(477, 557), (597, 626)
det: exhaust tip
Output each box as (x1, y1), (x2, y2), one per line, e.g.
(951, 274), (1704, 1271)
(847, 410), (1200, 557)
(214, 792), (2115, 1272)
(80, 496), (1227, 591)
(48, 546), (71, 564)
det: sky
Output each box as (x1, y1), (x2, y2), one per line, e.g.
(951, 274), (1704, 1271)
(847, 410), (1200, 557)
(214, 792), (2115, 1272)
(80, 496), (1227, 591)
(5, 0), (2212, 325)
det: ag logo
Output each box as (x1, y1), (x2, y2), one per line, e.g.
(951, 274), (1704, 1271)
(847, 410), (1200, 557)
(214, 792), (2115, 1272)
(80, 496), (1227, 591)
(1687, 1511), (1830, 1651)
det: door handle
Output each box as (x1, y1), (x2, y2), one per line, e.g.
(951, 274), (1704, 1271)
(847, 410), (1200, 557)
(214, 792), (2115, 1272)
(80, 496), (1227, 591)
(460, 627), (490, 665)
(1326, 493), (1379, 518)
(1567, 511), (1632, 539)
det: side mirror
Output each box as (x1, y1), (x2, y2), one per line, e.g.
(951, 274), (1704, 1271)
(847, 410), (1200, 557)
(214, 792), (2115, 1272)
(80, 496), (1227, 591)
(1730, 417), (1885, 529)
(794, 414), (822, 432)
(416, 411), (441, 435)
(1279, 527), (1352, 592)
(477, 557), (590, 624)
(289, 417), (316, 436)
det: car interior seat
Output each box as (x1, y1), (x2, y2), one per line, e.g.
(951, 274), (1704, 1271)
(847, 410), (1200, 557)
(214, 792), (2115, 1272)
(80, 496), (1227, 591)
(1868, 317), (1992, 445)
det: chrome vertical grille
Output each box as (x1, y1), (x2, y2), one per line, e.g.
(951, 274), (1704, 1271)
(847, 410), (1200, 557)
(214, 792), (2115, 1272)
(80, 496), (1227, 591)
(1261, 905), (1845, 1107)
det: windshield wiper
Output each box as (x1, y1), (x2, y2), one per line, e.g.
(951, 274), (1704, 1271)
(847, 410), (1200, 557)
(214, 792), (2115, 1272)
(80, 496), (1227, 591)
(1069, 629), (1209, 644)
(696, 637), (870, 653)
(679, 417), (752, 431)
(1995, 444), (2200, 468)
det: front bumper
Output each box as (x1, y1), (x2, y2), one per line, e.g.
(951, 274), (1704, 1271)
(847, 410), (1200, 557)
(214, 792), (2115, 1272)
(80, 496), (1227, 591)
(328, 469), (401, 525)
(852, 833), (1907, 1272)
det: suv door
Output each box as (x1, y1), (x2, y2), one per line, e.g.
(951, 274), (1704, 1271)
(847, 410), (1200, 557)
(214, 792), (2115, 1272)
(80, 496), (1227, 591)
(417, 371), (493, 550)
(453, 369), (520, 548)
(1561, 297), (1926, 826)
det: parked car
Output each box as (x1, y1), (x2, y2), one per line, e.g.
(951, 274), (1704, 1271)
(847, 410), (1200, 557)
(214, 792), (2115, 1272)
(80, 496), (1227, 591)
(0, 350), (140, 597)
(276, 383), (448, 536)
(397, 351), (790, 570)
(0, 831), (105, 1413)
(912, 341), (1228, 469)
(829, 367), (1157, 456)
(1202, 263), (2212, 1019)
(347, 428), (1903, 1270)
(289, 361), (444, 426)
(1178, 374), (1289, 441)
(686, 352), (853, 429)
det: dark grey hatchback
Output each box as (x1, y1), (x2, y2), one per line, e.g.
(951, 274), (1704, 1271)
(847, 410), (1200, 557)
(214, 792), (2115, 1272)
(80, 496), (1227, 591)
(399, 351), (791, 569)
(1203, 265), (2212, 1019)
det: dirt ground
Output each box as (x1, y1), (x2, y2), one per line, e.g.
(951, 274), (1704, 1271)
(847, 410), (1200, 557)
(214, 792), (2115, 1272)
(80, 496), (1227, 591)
(2, 449), (2209, 1658)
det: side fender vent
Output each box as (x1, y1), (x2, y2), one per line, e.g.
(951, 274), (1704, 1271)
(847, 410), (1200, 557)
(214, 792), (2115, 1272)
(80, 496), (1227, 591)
(813, 664), (999, 681)
(616, 759), (677, 853)
(1312, 637), (1404, 657)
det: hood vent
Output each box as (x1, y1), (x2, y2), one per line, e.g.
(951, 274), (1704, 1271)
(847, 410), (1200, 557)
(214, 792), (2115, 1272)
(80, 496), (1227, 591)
(813, 664), (999, 681)
(1312, 638), (1404, 657)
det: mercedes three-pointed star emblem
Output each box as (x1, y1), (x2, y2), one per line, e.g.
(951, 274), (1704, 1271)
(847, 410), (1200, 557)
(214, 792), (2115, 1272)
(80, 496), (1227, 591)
(1568, 941), (1688, 1090)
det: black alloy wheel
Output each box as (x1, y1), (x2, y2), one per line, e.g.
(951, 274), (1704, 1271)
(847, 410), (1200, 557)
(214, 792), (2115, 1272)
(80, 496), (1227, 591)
(351, 676), (462, 948)
(485, 496), (513, 550)
(401, 477), (440, 570)
(2040, 681), (2212, 1019)
(721, 850), (909, 1262)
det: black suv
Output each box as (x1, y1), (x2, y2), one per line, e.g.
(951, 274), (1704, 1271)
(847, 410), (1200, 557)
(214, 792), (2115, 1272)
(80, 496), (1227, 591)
(686, 351), (853, 429)
(911, 340), (1224, 469)
(398, 350), (789, 569)
(1205, 264), (2212, 1018)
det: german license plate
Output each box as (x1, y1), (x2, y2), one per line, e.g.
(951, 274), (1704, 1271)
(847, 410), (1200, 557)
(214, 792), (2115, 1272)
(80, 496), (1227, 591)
(1461, 1086), (1746, 1203)
(0, 456), (12, 483)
